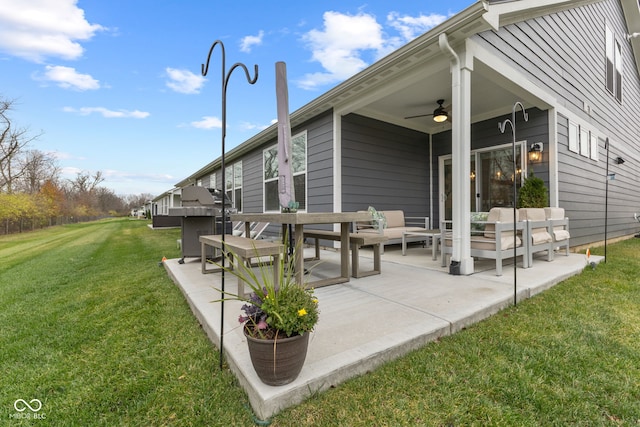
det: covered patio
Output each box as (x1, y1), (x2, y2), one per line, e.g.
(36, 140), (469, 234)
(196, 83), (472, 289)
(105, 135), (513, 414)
(163, 244), (597, 420)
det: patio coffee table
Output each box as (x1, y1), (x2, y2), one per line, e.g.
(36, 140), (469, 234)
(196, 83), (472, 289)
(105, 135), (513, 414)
(402, 230), (440, 260)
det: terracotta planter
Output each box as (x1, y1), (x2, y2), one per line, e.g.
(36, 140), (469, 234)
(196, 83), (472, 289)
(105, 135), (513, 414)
(243, 326), (310, 386)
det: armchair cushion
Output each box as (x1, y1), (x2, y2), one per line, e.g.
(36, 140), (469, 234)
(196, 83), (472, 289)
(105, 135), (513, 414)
(519, 208), (553, 244)
(484, 207), (519, 239)
(544, 207), (570, 241)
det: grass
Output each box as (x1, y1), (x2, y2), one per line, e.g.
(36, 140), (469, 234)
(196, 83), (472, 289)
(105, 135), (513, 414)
(1, 219), (249, 426)
(1, 219), (639, 426)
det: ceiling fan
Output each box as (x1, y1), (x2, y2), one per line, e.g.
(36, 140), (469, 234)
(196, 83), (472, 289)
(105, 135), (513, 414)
(404, 99), (451, 123)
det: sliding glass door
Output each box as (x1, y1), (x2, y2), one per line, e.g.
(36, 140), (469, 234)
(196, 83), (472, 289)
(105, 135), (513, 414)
(439, 143), (524, 221)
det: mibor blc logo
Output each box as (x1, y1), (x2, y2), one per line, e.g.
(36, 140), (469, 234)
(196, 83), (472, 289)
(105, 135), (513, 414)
(10, 399), (46, 420)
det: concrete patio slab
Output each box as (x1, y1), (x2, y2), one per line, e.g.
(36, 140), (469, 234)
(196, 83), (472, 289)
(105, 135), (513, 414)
(163, 244), (599, 421)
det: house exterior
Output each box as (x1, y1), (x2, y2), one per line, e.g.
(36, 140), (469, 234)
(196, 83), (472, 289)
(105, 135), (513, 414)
(151, 187), (181, 228)
(158, 0), (640, 275)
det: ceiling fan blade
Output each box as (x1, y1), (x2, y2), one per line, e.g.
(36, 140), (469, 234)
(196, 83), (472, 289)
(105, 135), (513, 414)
(404, 113), (433, 119)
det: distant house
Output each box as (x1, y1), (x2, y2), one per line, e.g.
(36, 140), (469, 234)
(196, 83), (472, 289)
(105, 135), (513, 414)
(157, 0), (640, 274)
(151, 188), (181, 228)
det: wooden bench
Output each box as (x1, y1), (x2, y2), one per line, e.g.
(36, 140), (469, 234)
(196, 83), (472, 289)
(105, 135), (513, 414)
(302, 229), (388, 278)
(199, 235), (283, 297)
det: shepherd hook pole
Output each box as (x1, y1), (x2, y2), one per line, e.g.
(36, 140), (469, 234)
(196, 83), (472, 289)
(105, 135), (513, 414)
(202, 40), (258, 370)
(498, 102), (528, 306)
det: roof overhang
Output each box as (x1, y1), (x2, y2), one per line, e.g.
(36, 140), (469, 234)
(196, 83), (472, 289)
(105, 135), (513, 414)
(173, 0), (629, 189)
(620, 0), (640, 76)
(482, 0), (604, 29)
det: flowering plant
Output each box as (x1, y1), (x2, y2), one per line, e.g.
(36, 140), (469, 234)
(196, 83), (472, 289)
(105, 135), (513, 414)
(213, 240), (319, 340)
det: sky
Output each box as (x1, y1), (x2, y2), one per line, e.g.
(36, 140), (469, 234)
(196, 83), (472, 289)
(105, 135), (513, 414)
(0, 0), (475, 197)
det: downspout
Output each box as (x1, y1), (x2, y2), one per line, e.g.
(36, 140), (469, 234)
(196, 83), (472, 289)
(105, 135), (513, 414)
(429, 133), (433, 229)
(439, 33), (473, 274)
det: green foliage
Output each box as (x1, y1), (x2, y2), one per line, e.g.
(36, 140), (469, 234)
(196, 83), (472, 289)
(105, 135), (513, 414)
(517, 171), (548, 208)
(260, 280), (319, 337)
(214, 238), (320, 338)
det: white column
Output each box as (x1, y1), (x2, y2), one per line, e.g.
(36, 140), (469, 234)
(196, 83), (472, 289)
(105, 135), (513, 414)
(441, 35), (474, 275)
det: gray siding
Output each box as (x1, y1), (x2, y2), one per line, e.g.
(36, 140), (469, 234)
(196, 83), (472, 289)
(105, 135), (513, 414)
(306, 110), (335, 213)
(474, 0), (640, 246)
(341, 113), (430, 218)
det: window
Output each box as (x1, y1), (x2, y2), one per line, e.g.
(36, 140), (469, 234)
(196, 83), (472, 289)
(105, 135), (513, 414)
(606, 24), (623, 102)
(568, 121), (579, 153)
(263, 131), (307, 211)
(225, 161), (242, 212)
(565, 116), (600, 161)
(590, 133), (599, 161)
(580, 127), (590, 157)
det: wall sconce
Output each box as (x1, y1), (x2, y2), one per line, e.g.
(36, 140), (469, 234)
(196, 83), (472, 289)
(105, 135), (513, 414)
(615, 156), (625, 165)
(470, 171), (476, 181)
(528, 142), (543, 163)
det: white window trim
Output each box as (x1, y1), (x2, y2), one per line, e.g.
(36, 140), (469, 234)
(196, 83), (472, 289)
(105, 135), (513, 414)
(262, 130), (308, 212)
(605, 23), (623, 103)
(225, 161), (242, 212)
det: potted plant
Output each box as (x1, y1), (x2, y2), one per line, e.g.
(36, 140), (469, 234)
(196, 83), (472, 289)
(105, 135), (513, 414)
(517, 171), (549, 208)
(214, 242), (319, 386)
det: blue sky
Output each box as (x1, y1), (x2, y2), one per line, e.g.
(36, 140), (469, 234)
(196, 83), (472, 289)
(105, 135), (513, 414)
(0, 0), (474, 196)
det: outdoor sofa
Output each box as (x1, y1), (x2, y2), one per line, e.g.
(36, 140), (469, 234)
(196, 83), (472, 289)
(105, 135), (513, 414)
(353, 210), (430, 253)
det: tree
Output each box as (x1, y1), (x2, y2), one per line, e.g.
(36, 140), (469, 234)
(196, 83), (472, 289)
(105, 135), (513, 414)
(15, 149), (60, 194)
(39, 180), (65, 225)
(0, 98), (41, 193)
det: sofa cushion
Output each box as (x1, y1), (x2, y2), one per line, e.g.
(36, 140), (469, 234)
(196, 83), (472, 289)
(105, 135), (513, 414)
(382, 210), (406, 228)
(469, 235), (522, 250)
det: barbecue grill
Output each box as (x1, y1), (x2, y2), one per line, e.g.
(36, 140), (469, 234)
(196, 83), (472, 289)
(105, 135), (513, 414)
(169, 186), (235, 262)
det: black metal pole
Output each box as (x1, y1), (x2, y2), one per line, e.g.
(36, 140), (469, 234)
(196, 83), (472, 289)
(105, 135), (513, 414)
(498, 102), (528, 306)
(604, 137), (609, 263)
(202, 41), (258, 370)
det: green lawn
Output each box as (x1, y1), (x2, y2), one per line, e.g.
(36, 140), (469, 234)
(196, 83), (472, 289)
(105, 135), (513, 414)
(1, 219), (639, 426)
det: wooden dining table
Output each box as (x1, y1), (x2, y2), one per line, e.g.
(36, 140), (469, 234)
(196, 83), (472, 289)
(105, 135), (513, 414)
(231, 211), (372, 288)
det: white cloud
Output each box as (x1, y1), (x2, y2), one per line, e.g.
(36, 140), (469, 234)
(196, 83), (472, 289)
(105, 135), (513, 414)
(63, 106), (150, 119)
(239, 121), (269, 132)
(102, 169), (175, 182)
(298, 11), (387, 90)
(40, 65), (100, 90)
(47, 150), (85, 160)
(61, 166), (82, 177)
(239, 30), (264, 53)
(0, 0), (105, 62)
(387, 12), (448, 41)
(191, 116), (222, 129)
(165, 67), (205, 94)
(297, 10), (452, 91)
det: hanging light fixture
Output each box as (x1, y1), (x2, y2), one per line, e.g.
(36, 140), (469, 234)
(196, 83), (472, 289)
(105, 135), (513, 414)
(432, 99), (449, 122)
(528, 142), (543, 163)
